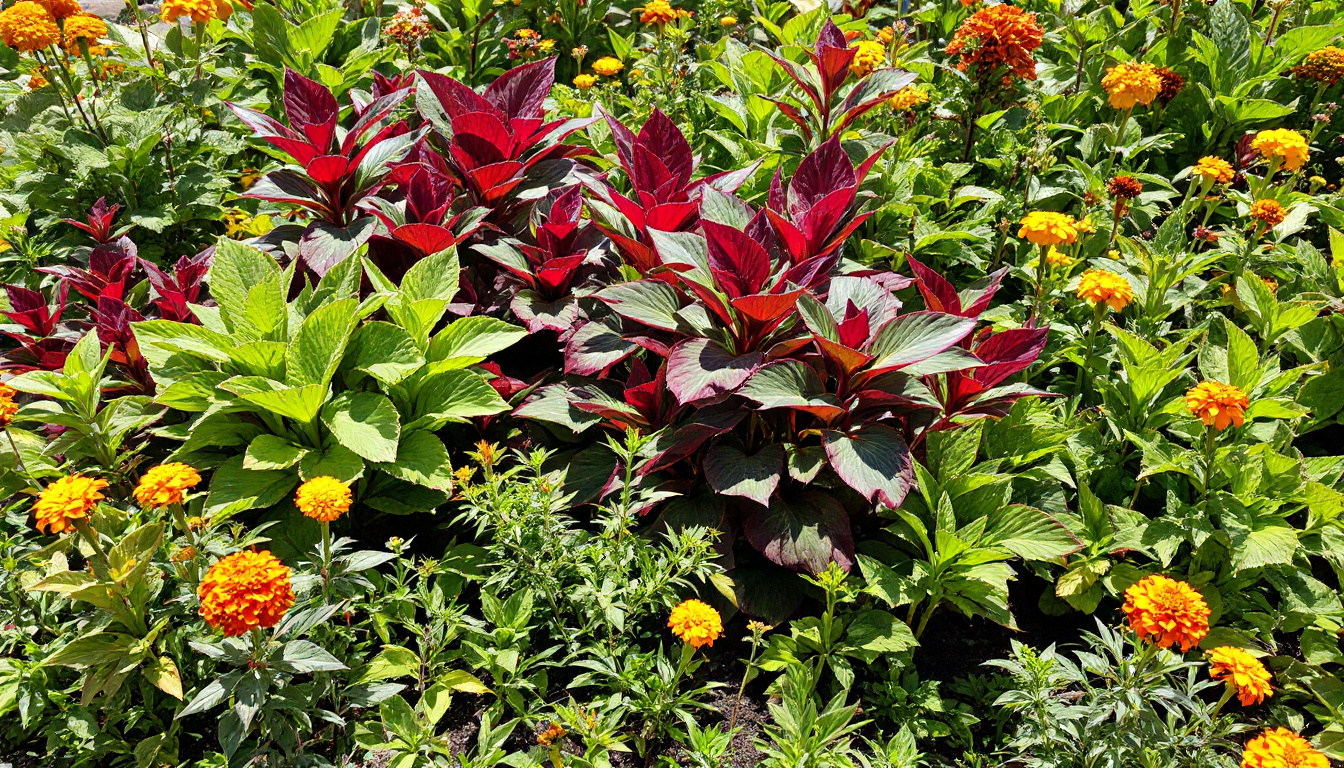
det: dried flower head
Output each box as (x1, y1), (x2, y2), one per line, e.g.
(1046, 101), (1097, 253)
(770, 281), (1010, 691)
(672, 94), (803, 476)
(1250, 198), (1286, 227)
(134, 463), (202, 508)
(1251, 128), (1309, 171)
(34, 475), (108, 535)
(0, 2), (60, 53)
(1107, 175), (1143, 200)
(1186, 381), (1250, 431)
(198, 550), (295, 636)
(1155, 66), (1183, 104)
(1075, 269), (1134, 311)
(1122, 574), (1210, 651)
(1102, 61), (1162, 109)
(1207, 646), (1273, 706)
(849, 39), (887, 78)
(1241, 728), (1329, 768)
(1017, 211), (1078, 246)
(1193, 156), (1235, 184)
(295, 476), (352, 523)
(668, 599), (723, 648)
(945, 4), (1043, 83)
(1292, 46), (1344, 85)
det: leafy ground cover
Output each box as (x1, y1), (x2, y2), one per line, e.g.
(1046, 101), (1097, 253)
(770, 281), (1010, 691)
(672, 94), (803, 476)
(0, 0), (1343, 765)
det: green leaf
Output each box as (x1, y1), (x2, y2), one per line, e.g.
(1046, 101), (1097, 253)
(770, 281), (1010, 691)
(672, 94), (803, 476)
(143, 657), (183, 700)
(427, 317), (527, 363)
(206, 456), (298, 516)
(237, 381), (329, 424)
(375, 431), (453, 491)
(348, 322), (425, 386)
(594, 280), (685, 332)
(322, 391), (400, 463)
(418, 682), (453, 728)
(868, 312), (975, 371)
(982, 505), (1081, 561)
(703, 443), (784, 506)
(299, 443), (366, 483)
(209, 240), (283, 337)
(845, 609), (917, 661)
(404, 369), (508, 430)
(400, 247), (461, 303)
(286, 298), (358, 388)
(274, 640), (347, 674)
(358, 645), (420, 683)
(822, 426), (914, 509)
(244, 434), (308, 471)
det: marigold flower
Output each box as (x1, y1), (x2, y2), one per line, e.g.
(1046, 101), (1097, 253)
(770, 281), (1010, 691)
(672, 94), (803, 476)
(1102, 61), (1162, 109)
(1251, 128), (1309, 172)
(35, 0), (79, 19)
(1075, 268), (1134, 311)
(161, 0), (231, 24)
(1155, 66), (1183, 104)
(1242, 728), (1329, 768)
(889, 85), (929, 110)
(719, 15), (736, 26)
(1292, 46), (1344, 85)
(849, 39), (886, 78)
(572, 73), (596, 89)
(1045, 246), (1074, 267)
(1107, 175), (1143, 200)
(0, 383), (17, 428)
(592, 56), (623, 76)
(1250, 198), (1286, 228)
(134, 463), (202, 508)
(171, 545), (197, 563)
(1075, 216), (1096, 234)
(1017, 211), (1078, 246)
(34, 475), (108, 535)
(61, 13), (105, 49)
(945, 4), (1042, 83)
(640, 0), (679, 24)
(295, 476), (352, 523)
(0, 2), (60, 54)
(1208, 647), (1273, 706)
(876, 26), (894, 43)
(1193, 156), (1235, 184)
(27, 71), (47, 89)
(1186, 381), (1250, 431)
(537, 722), (566, 746)
(1122, 574), (1210, 651)
(198, 550), (295, 636)
(668, 599), (723, 648)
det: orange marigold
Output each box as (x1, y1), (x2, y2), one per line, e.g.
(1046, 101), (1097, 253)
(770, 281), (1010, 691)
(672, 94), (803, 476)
(1122, 574), (1210, 651)
(1018, 211), (1078, 246)
(1193, 156), (1235, 184)
(573, 73), (596, 89)
(889, 85), (929, 110)
(1107, 175), (1143, 200)
(1291, 46), (1344, 86)
(0, 383), (17, 428)
(295, 476), (352, 523)
(198, 550), (295, 636)
(1101, 61), (1162, 109)
(134, 462), (202, 508)
(668, 599), (723, 648)
(849, 39), (887, 78)
(640, 0), (679, 24)
(161, 0), (231, 24)
(61, 13), (107, 50)
(1250, 199), (1286, 228)
(1186, 381), (1250, 431)
(34, 475), (108, 535)
(1242, 728), (1329, 768)
(1076, 268), (1134, 311)
(945, 4), (1043, 83)
(35, 0), (79, 19)
(1208, 646), (1273, 706)
(0, 2), (60, 53)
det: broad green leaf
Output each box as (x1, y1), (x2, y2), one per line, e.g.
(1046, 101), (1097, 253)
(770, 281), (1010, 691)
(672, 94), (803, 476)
(868, 312), (975, 372)
(703, 443), (784, 506)
(244, 434), (308, 471)
(375, 431), (453, 491)
(321, 391), (400, 463)
(286, 298), (358, 388)
(822, 426), (914, 509)
(427, 317), (527, 363)
(349, 322), (425, 386)
(982, 505), (1081, 561)
(405, 369), (508, 430)
(206, 456), (298, 516)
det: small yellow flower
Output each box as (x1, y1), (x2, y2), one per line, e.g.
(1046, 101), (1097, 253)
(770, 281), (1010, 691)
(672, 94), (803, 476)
(1193, 156), (1235, 184)
(1186, 381), (1250, 431)
(849, 39), (887, 78)
(1291, 46), (1344, 85)
(161, 0), (232, 24)
(572, 73), (597, 89)
(719, 15), (736, 26)
(1251, 128), (1309, 172)
(1207, 647), (1273, 706)
(1075, 216), (1096, 234)
(134, 463), (202, 508)
(1017, 211), (1079, 246)
(295, 476), (352, 523)
(592, 56), (623, 76)
(1101, 61), (1162, 109)
(668, 599), (723, 648)
(889, 85), (929, 110)
(1075, 269), (1134, 311)
(1045, 246), (1074, 267)
(34, 476), (108, 535)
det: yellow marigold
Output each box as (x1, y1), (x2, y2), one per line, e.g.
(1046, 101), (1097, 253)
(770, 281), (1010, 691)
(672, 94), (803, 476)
(134, 463), (202, 508)
(35, 0), (79, 19)
(945, 4), (1042, 83)
(1250, 198), (1287, 227)
(295, 476), (352, 523)
(1101, 61), (1162, 109)
(1045, 246), (1074, 267)
(889, 85), (929, 110)
(1076, 216), (1096, 234)
(1251, 128), (1309, 172)
(1075, 268), (1134, 311)
(171, 545), (197, 563)
(161, 0), (229, 24)
(515, 27), (538, 39)
(0, 383), (17, 428)
(0, 2), (60, 54)
(1208, 646), (1273, 706)
(33, 475), (108, 535)
(1242, 728), (1330, 768)
(573, 73), (596, 89)
(60, 12), (105, 49)
(592, 56), (623, 76)
(668, 599), (723, 648)
(537, 39), (555, 54)
(849, 39), (887, 78)
(1186, 381), (1250, 431)
(1017, 211), (1078, 246)
(640, 0), (679, 24)
(1291, 46), (1344, 85)
(27, 71), (47, 89)
(1193, 156), (1235, 184)
(198, 550), (295, 636)
(719, 15), (737, 26)
(1123, 574), (1210, 651)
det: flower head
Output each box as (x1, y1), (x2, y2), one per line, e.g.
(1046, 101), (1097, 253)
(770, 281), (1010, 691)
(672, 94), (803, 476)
(1076, 269), (1134, 311)
(0, 2), (60, 54)
(1241, 728), (1329, 768)
(1250, 198), (1286, 228)
(1292, 46), (1344, 85)
(849, 39), (887, 78)
(1186, 381), (1250, 431)
(1102, 61), (1162, 109)
(1208, 647), (1273, 706)
(719, 15), (737, 26)
(572, 73), (596, 89)
(1122, 574), (1210, 651)
(0, 383), (17, 428)
(134, 463), (202, 508)
(537, 722), (566, 746)
(61, 13), (105, 49)
(35, 0), (79, 19)
(1107, 175), (1143, 200)
(385, 7), (432, 47)
(945, 4), (1043, 83)
(161, 0), (232, 24)
(1193, 156), (1235, 184)
(1155, 66), (1183, 104)
(1017, 211), (1078, 246)
(1045, 246), (1074, 267)
(34, 475), (108, 534)
(889, 85), (929, 110)
(295, 476), (352, 523)
(198, 550), (295, 636)
(592, 56), (623, 76)
(640, 0), (679, 24)
(668, 599), (723, 648)
(1252, 128), (1309, 171)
